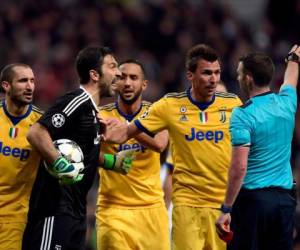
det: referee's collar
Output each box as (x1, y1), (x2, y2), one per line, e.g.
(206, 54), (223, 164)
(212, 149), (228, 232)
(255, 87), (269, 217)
(79, 85), (98, 112)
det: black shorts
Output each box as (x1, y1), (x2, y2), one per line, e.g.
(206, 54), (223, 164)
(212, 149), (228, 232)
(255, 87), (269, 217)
(22, 215), (86, 250)
(228, 187), (296, 250)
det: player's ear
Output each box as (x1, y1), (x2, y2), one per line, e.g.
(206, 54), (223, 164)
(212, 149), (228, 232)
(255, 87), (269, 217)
(89, 70), (99, 82)
(186, 71), (193, 81)
(1, 81), (10, 92)
(142, 79), (148, 91)
(245, 74), (254, 85)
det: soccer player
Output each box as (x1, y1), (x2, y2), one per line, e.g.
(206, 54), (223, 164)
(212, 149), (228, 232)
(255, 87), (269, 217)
(22, 47), (134, 250)
(103, 44), (242, 250)
(216, 45), (300, 250)
(96, 59), (170, 249)
(0, 63), (42, 250)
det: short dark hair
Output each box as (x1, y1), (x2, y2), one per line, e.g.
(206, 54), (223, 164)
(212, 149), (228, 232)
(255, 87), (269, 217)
(75, 46), (112, 84)
(0, 63), (31, 93)
(185, 44), (220, 73)
(119, 59), (147, 78)
(239, 52), (274, 87)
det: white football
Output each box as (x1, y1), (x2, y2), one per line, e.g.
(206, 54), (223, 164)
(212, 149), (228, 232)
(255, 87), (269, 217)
(54, 139), (84, 163)
(44, 139), (84, 176)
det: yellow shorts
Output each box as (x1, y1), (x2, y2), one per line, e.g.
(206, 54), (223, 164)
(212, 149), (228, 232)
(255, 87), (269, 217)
(172, 206), (225, 250)
(96, 205), (170, 250)
(0, 222), (26, 250)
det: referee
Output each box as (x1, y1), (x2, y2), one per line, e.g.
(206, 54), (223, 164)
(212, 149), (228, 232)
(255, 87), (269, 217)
(216, 45), (300, 250)
(22, 47), (129, 249)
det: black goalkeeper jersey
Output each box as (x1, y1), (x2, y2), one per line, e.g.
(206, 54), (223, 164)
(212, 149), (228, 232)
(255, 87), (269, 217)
(28, 87), (101, 219)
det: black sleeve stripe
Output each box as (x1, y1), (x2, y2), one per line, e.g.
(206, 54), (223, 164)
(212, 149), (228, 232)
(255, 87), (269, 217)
(63, 92), (89, 116)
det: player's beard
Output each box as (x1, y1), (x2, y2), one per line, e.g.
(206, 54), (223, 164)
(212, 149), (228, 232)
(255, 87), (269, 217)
(100, 79), (116, 98)
(9, 90), (32, 106)
(119, 87), (142, 105)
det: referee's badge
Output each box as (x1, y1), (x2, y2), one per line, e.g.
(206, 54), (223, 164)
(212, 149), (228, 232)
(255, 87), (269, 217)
(179, 106), (188, 121)
(52, 113), (65, 128)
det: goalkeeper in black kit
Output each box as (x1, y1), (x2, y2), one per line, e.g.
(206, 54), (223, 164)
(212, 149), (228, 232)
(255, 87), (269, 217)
(22, 46), (134, 250)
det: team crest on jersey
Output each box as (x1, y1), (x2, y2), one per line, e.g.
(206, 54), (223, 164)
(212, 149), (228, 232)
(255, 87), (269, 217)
(179, 106), (188, 121)
(140, 110), (149, 119)
(9, 127), (18, 138)
(52, 113), (65, 128)
(219, 108), (227, 123)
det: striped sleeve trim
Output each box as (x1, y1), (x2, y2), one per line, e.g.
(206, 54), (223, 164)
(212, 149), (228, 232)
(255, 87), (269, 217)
(62, 92), (89, 116)
(142, 101), (152, 107)
(134, 120), (155, 137)
(165, 91), (187, 98)
(99, 103), (117, 111)
(215, 92), (238, 99)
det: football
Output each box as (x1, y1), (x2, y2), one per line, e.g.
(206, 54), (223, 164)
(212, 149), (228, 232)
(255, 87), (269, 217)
(44, 139), (84, 177)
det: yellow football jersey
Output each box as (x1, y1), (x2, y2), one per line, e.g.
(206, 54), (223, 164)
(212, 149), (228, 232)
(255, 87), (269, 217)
(98, 101), (164, 208)
(135, 90), (242, 208)
(0, 101), (42, 222)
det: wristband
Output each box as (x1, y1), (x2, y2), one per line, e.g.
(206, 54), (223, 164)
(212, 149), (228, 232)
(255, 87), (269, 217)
(52, 156), (69, 172)
(285, 52), (300, 64)
(220, 204), (232, 214)
(103, 154), (116, 170)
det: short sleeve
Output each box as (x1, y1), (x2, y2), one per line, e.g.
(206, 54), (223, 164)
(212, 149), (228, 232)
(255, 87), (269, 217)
(279, 85), (297, 114)
(133, 98), (169, 136)
(230, 108), (251, 147)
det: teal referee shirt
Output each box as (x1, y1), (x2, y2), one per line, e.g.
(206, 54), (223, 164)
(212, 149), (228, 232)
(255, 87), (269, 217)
(230, 85), (297, 190)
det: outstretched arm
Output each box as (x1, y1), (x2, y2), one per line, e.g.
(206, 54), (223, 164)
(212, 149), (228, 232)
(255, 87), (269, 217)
(135, 130), (169, 153)
(103, 118), (169, 153)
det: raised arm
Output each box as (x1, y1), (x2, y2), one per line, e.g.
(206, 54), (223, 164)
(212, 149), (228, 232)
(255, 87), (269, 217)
(282, 44), (300, 88)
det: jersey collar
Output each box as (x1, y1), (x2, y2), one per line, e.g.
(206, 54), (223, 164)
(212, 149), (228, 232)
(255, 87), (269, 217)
(2, 100), (32, 126)
(187, 87), (215, 111)
(116, 101), (143, 122)
(251, 91), (273, 99)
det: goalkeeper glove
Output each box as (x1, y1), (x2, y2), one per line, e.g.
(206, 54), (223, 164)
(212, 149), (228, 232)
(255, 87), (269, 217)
(103, 149), (135, 175)
(49, 156), (84, 184)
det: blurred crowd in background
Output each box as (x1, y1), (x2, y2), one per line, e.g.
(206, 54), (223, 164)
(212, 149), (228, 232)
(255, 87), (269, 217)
(0, 0), (300, 249)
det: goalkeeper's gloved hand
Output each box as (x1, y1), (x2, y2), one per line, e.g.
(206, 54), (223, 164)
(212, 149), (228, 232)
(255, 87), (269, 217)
(49, 156), (84, 184)
(103, 149), (135, 175)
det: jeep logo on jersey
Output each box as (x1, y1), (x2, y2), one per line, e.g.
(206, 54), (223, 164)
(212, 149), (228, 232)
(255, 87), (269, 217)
(52, 113), (65, 128)
(185, 128), (224, 143)
(0, 141), (30, 161)
(118, 143), (146, 153)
